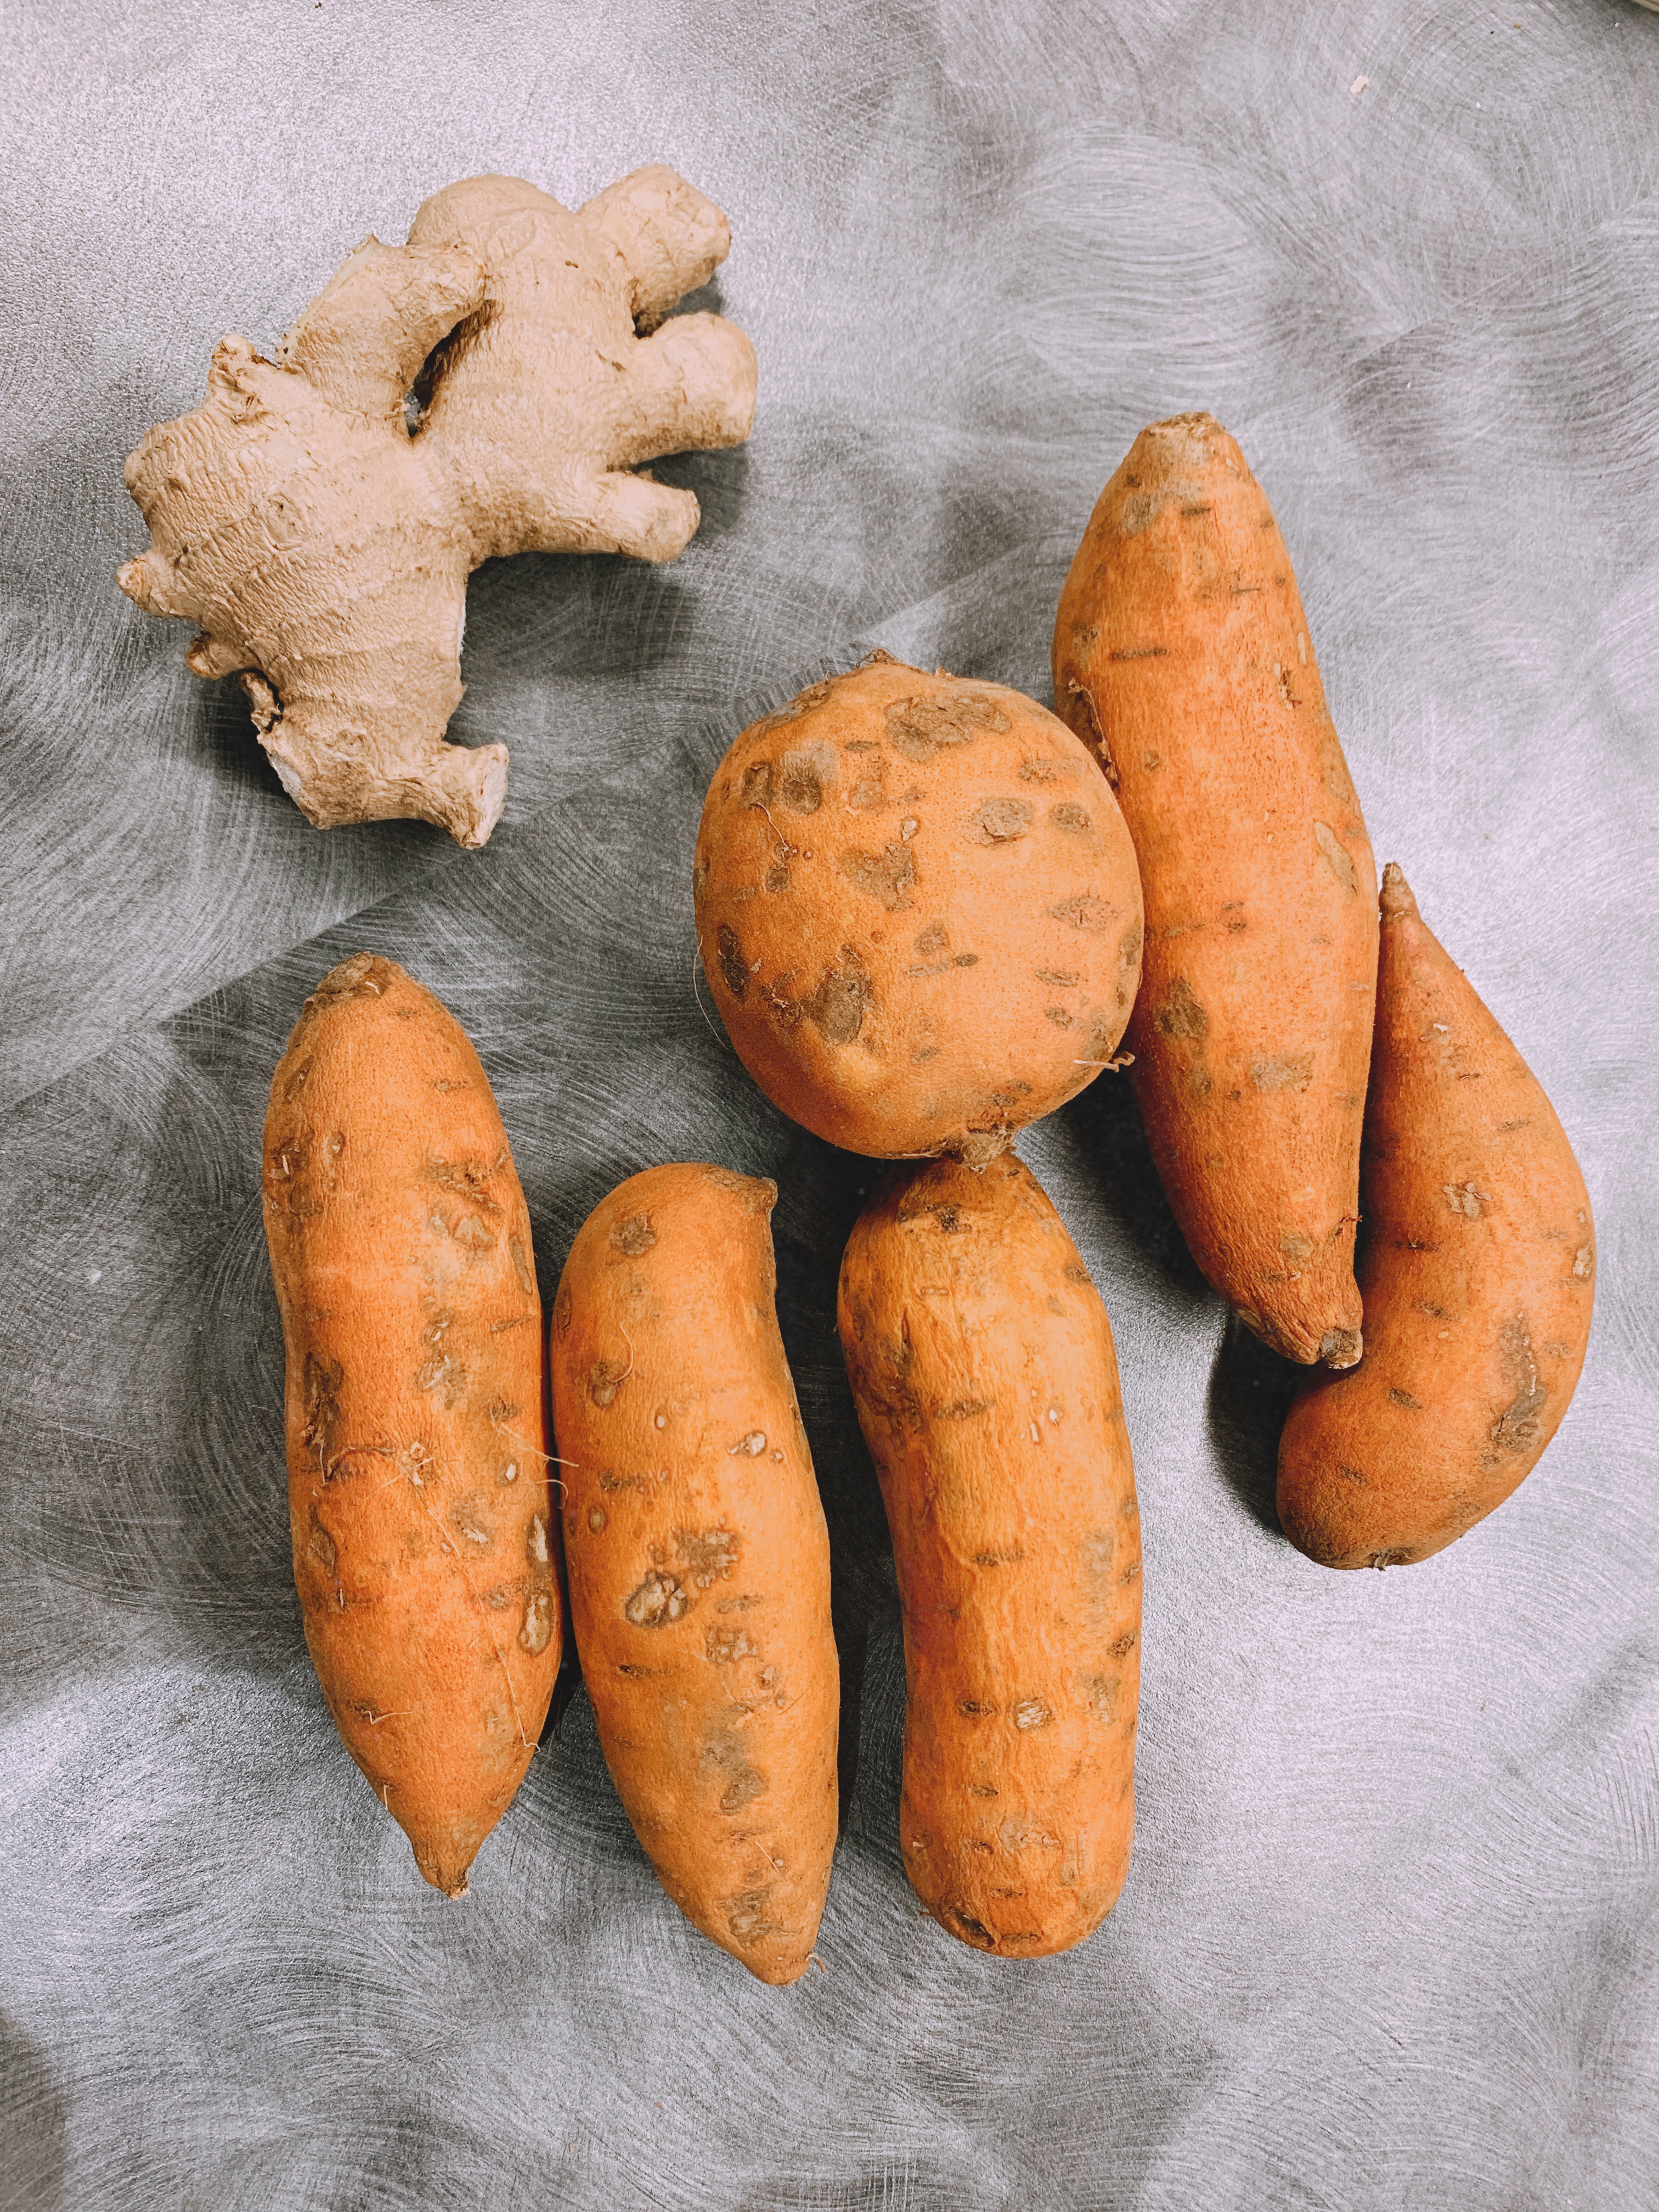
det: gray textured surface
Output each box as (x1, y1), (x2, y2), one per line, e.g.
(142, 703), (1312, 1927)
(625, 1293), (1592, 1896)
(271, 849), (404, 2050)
(3, 2), (1658, 2205)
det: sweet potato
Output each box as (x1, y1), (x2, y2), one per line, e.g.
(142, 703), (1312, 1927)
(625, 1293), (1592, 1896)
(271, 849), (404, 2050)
(693, 653), (1143, 1163)
(1277, 866), (1596, 1567)
(1053, 413), (1377, 1367)
(549, 1163), (838, 1984)
(262, 953), (561, 1896)
(837, 1153), (1141, 1957)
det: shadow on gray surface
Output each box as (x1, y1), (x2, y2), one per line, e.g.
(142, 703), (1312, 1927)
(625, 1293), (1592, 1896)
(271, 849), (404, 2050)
(0, 2013), (66, 2212)
(1206, 1310), (1300, 1535)
(770, 1151), (896, 1837)
(1053, 1058), (1214, 1314)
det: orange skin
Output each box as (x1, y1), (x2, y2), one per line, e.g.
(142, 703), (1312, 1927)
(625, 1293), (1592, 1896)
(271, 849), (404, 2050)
(1053, 413), (1378, 1367)
(262, 955), (561, 1897)
(693, 654), (1143, 1163)
(838, 1154), (1142, 1958)
(550, 1165), (838, 1984)
(1277, 866), (1596, 1567)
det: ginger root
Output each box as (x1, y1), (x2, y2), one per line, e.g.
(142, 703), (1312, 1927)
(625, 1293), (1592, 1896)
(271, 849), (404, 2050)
(119, 169), (757, 847)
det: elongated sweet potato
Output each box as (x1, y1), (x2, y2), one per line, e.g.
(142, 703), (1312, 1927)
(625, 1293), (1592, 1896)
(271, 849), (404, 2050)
(837, 1153), (1141, 1957)
(1053, 413), (1376, 1366)
(1277, 866), (1596, 1567)
(694, 654), (1143, 1163)
(263, 953), (561, 1896)
(550, 1164), (838, 1983)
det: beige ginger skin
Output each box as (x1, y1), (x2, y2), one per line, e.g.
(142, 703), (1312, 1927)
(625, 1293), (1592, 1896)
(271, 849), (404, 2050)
(121, 168), (757, 847)
(1053, 413), (1378, 1367)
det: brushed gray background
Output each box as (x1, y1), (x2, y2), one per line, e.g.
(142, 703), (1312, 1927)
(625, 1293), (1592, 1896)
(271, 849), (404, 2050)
(3, 2), (1657, 2207)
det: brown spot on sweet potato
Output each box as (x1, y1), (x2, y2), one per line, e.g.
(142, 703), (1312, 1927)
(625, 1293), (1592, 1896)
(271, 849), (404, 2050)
(306, 1505), (337, 1576)
(1079, 1672), (1121, 1722)
(519, 1590), (553, 1654)
(1018, 754), (1079, 783)
(1487, 1315), (1547, 1461)
(589, 1358), (629, 1408)
(611, 1214), (655, 1256)
(1047, 893), (1117, 930)
(1573, 1244), (1594, 1280)
(1313, 821), (1358, 893)
(699, 1731), (766, 1813)
(941, 1905), (997, 1948)
(1153, 976), (1208, 1041)
(1444, 1182), (1488, 1219)
(958, 1700), (998, 1718)
(779, 750), (826, 813)
(1012, 1698), (1051, 1730)
(1387, 1387), (1422, 1410)
(1049, 802), (1092, 833)
(624, 1571), (688, 1628)
(716, 923), (748, 1001)
(885, 691), (1009, 762)
(704, 1624), (758, 1664)
(1251, 1052), (1314, 1093)
(740, 761), (774, 806)
(721, 1885), (785, 1939)
(838, 843), (917, 911)
(596, 1467), (648, 1494)
(966, 797), (1033, 844)
(804, 966), (873, 1046)
(301, 1353), (343, 1471)
(676, 1527), (739, 1588)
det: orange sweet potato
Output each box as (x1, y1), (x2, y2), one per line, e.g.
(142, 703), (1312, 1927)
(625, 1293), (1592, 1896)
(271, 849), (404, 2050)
(1053, 413), (1377, 1367)
(1277, 866), (1596, 1567)
(693, 654), (1143, 1163)
(550, 1164), (838, 1983)
(837, 1153), (1141, 1957)
(262, 953), (561, 1896)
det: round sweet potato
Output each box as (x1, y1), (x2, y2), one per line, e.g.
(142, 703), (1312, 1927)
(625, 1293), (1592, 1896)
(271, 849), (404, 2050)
(550, 1163), (838, 1984)
(838, 1152), (1142, 1957)
(693, 654), (1143, 1161)
(262, 953), (561, 1897)
(1277, 866), (1596, 1567)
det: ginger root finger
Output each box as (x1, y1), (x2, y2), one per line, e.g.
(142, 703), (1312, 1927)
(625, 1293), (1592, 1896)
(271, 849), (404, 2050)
(119, 167), (757, 847)
(580, 163), (733, 329)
